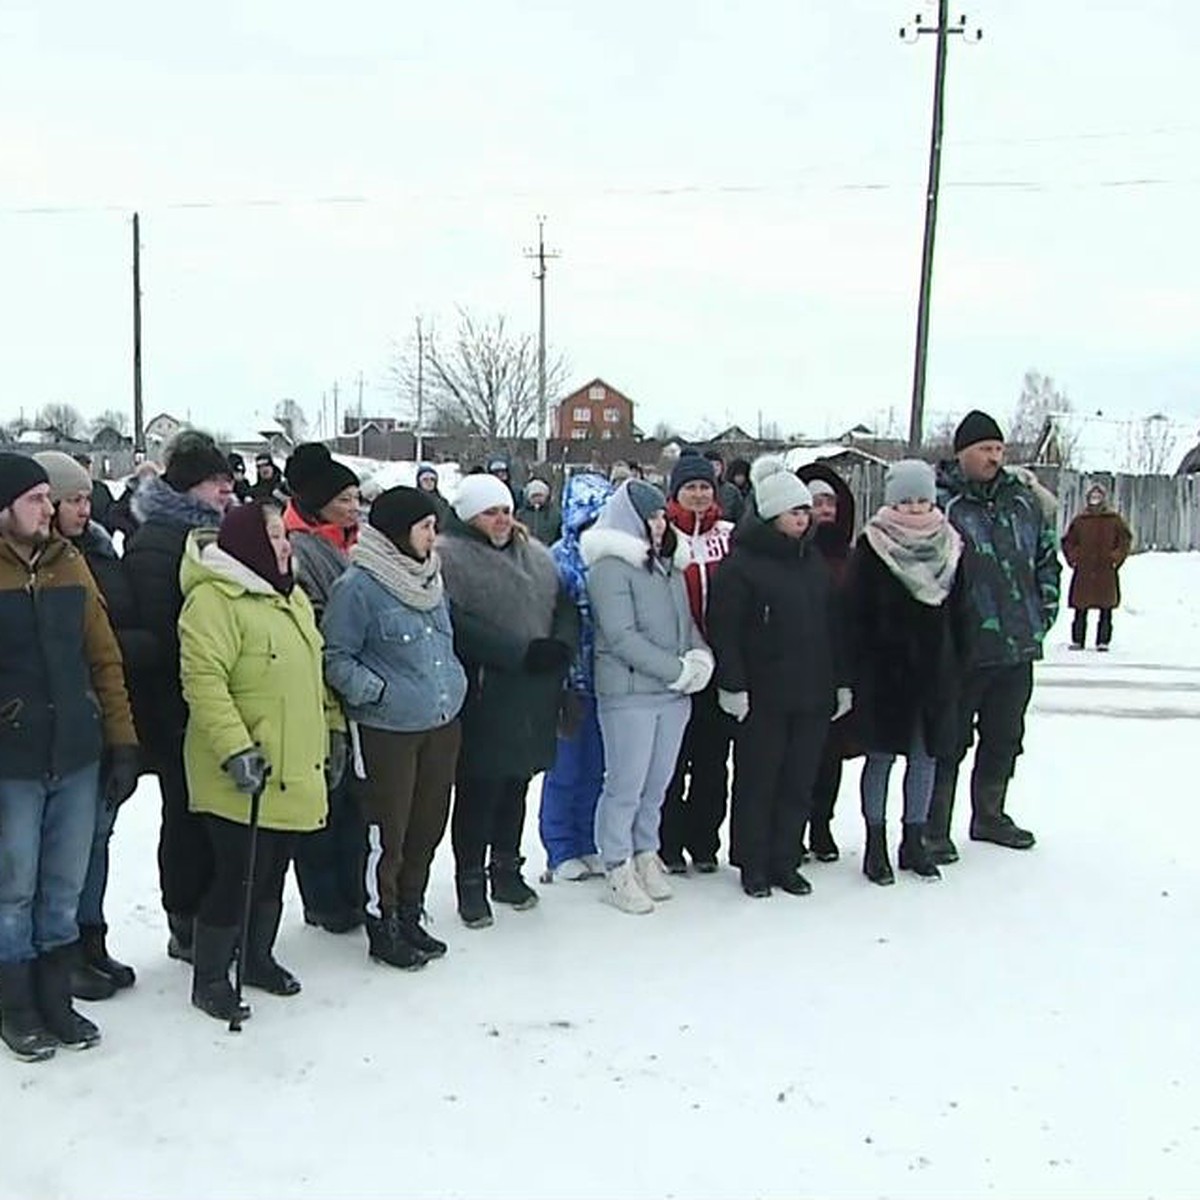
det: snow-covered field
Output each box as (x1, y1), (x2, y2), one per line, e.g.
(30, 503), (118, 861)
(5, 554), (1199, 1200)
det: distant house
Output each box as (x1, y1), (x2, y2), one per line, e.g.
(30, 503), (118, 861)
(343, 415), (406, 436)
(551, 379), (636, 442)
(91, 425), (133, 451)
(145, 412), (185, 454)
(709, 424), (756, 444)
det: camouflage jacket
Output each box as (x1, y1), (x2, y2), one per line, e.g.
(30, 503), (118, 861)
(937, 463), (1061, 668)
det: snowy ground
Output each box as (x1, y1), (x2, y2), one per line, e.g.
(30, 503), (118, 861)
(5, 554), (1200, 1200)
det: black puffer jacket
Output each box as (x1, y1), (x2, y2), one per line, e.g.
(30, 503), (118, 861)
(707, 517), (844, 715)
(846, 536), (971, 758)
(122, 477), (223, 750)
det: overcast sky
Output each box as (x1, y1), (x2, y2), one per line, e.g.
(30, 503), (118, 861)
(1, 0), (1197, 443)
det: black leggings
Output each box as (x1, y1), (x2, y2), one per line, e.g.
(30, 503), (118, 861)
(199, 815), (294, 928)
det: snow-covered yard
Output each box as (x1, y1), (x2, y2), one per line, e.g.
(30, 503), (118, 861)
(4, 555), (1198, 1200)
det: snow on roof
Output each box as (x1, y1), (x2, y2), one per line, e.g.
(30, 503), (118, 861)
(1043, 412), (1200, 474)
(333, 456), (463, 502)
(783, 443), (887, 469)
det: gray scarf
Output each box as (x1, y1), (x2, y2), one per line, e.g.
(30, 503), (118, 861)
(864, 506), (962, 606)
(351, 525), (443, 611)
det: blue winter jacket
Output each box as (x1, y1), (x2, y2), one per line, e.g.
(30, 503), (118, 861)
(321, 566), (467, 733)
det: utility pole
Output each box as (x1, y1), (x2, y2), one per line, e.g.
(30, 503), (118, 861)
(523, 216), (560, 464)
(356, 371), (365, 457)
(900, 3), (982, 452)
(415, 317), (425, 464)
(132, 213), (145, 455)
(332, 380), (340, 445)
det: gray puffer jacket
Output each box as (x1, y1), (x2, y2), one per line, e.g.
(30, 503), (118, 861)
(582, 488), (704, 697)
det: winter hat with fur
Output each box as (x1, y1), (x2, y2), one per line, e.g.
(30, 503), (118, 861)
(33, 451), (93, 504)
(285, 443), (359, 515)
(668, 450), (716, 499)
(0, 452), (50, 512)
(752, 456), (812, 520)
(953, 409), (1005, 453)
(163, 430), (234, 493)
(884, 459), (937, 507)
(454, 473), (514, 522)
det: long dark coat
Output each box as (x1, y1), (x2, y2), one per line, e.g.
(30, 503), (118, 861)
(846, 536), (971, 758)
(1062, 509), (1132, 610)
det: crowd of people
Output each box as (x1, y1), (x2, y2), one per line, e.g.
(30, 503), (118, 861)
(2, 407), (1137, 1061)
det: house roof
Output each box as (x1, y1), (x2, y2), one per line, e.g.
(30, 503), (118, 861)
(556, 377), (634, 407)
(783, 443), (888, 469)
(1035, 411), (1200, 474)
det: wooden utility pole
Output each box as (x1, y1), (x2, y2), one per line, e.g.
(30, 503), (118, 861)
(901, 3), (981, 452)
(524, 217), (560, 463)
(132, 212), (145, 454)
(332, 380), (340, 444)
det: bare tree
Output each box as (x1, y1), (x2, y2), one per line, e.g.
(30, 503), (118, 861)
(1127, 414), (1178, 475)
(921, 414), (959, 462)
(394, 309), (567, 443)
(1011, 369), (1073, 458)
(36, 402), (84, 439)
(90, 409), (130, 436)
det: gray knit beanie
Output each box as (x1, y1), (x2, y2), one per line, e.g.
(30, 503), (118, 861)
(884, 459), (937, 506)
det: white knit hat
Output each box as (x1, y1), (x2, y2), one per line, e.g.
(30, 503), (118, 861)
(453, 474), (513, 522)
(752, 457), (812, 520)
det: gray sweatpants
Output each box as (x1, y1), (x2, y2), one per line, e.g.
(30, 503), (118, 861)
(595, 693), (691, 868)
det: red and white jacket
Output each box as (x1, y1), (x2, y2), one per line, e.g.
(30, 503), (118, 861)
(667, 500), (733, 638)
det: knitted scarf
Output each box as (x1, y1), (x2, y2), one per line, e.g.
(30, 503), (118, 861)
(863, 506), (962, 606)
(350, 524), (443, 611)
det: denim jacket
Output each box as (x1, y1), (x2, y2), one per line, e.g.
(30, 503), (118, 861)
(321, 566), (467, 733)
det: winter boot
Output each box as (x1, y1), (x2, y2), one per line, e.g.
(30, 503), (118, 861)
(191, 923), (251, 1023)
(80, 924), (136, 990)
(808, 821), (840, 863)
(604, 861), (655, 914)
(632, 851), (673, 902)
(455, 871), (494, 929)
(303, 908), (362, 934)
(969, 777), (1036, 849)
(34, 945), (101, 1049)
(70, 938), (118, 1002)
(397, 901), (447, 959)
(242, 901), (301, 996)
(863, 823), (895, 886)
(0, 962), (57, 1062)
(740, 870), (772, 899)
(167, 912), (194, 963)
(924, 767), (960, 865)
(898, 823), (942, 881)
(770, 867), (813, 896)
(365, 913), (428, 970)
(487, 854), (539, 911)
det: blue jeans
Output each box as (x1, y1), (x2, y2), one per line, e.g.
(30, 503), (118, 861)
(0, 763), (100, 963)
(860, 729), (936, 826)
(77, 789), (119, 928)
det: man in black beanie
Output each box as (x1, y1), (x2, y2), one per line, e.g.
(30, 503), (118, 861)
(928, 410), (1061, 860)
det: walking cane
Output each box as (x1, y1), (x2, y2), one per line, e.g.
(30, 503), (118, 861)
(230, 766), (271, 1034)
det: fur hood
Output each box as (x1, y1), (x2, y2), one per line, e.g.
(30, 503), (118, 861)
(133, 473), (225, 531)
(579, 525), (690, 572)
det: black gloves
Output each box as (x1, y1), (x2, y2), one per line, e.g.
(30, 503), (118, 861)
(223, 748), (271, 795)
(103, 745), (141, 810)
(524, 638), (573, 675)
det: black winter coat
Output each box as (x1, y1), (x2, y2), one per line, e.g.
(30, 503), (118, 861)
(846, 536), (970, 758)
(77, 522), (160, 672)
(707, 518), (843, 716)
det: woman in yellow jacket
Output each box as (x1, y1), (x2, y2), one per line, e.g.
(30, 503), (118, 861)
(179, 502), (339, 1022)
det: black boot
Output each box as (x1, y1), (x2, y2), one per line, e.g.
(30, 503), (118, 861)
(925, 766), (960, 865)
(898, 823), (942, 880)
(303, 909), (362, 934)
(969, 777), (1035, 849)
(863, 823), (894, 886)
(80, 924), (136, 990)
(770, 867), (813, 896)
(70, 937), (118, 1002)
(365, 913), (428, 970)
(397, 902), (447, 959)
(34, 945), (101, 1049)
(807, 821), (839, 863)
(740, 870), (772, 898)
(167, 912), (194, 963)
(241, 901), (301, 996)
(455, 871), (494, 928)
(0, 962), (57, 1062)
(488, 854), (539, 911)
(191, 924), (251, 1023)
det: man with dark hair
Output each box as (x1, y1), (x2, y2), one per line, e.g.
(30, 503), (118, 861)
(927, 410), (1060, 861)
(703, 450), (745, 525)
(249, 453), (289, 504)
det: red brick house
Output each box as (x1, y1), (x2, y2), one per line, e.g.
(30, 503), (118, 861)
(551, 378), (636, 442)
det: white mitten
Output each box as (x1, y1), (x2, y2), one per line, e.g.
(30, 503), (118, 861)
(718, 688), (750, 722)
(681, 648), (715, 695)
(668, 658), (694, 693)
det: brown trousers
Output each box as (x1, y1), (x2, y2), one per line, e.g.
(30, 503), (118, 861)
(354, 720), (461, 916)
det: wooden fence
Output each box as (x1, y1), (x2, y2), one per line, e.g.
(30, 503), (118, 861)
(830, 463), (1200, 552)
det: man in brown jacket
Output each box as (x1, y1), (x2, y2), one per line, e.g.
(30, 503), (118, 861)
(0, 454), (139, 1062)
(1062, 483), (1133, 651)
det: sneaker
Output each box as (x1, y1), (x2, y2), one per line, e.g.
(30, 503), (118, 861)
(633, 852), (673, 902)
(1068, 642), (1085, 651)
(549, 857), (592, 883)
(581, 854), (606, 878)
(604, 861), (654, 915)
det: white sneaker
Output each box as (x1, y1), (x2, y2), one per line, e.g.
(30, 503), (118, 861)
(551, 857), (592, 882)
(633, 851), (673, 902)
(604, 861), (654, 914)
(582, 854), (605, 878)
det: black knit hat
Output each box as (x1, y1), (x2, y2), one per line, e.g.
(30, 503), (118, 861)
(162, 430), (234, 493)
(954, 410), (1005, 453)
(668, 450), (716, 499)
(285, 443), (360, 515)
(0, 452), (50, 512)
(369, 486), (438, 548)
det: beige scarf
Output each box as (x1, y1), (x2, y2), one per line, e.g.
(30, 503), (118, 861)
(864, 506), (962, 606)
(351, 525), (444, 611)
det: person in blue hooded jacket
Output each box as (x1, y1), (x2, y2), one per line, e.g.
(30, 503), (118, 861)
(537, 473), (613, 882)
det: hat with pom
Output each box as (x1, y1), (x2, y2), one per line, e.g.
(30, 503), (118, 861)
(752, 456), (813, 520)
